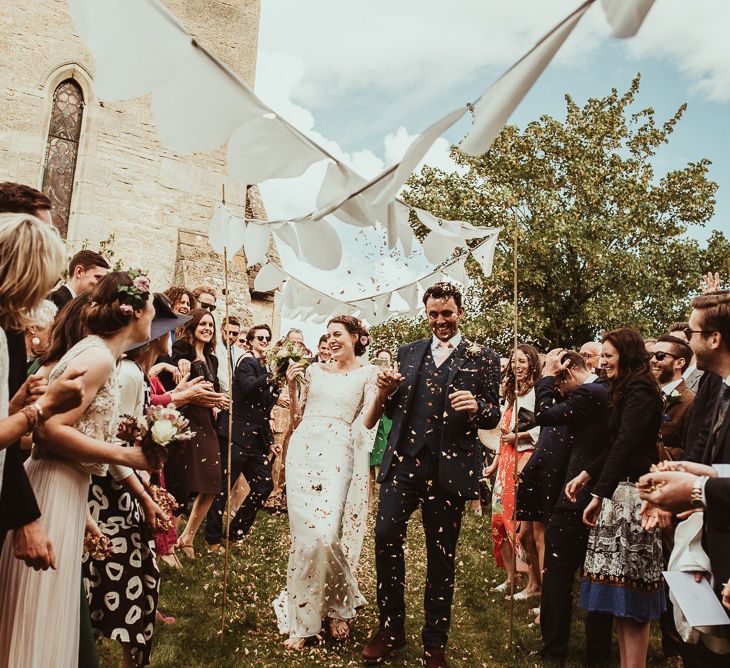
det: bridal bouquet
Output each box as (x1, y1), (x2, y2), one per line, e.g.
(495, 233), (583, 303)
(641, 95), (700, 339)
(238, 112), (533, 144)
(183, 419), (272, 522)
(265, 340), (310, 390)
(116, 405), (195, 469)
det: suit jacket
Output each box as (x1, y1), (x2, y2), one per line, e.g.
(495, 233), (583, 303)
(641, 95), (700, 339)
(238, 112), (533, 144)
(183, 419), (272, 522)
(379, 337), (501, 499)
(587, 375), (662, 499)
(534, 375), (610, 512)
(684, 372), (723, 463)
(217, 355), (278, 449)
(0, 330), (41, 533)
(700, 380), (730, 595)
(684, 367), (704, 394)
(49, 284), (73, 311)
(659, 379), (695, 459)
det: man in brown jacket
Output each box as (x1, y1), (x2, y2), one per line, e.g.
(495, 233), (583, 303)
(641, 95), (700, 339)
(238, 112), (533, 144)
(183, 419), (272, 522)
(651, 334), (695, 460)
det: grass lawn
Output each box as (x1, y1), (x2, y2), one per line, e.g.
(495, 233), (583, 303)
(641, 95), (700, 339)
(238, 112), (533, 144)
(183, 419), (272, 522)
(98, 507), (665, 667)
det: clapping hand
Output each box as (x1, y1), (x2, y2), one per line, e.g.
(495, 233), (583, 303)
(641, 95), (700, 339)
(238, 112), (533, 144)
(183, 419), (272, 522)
(543, 348), (570, 377)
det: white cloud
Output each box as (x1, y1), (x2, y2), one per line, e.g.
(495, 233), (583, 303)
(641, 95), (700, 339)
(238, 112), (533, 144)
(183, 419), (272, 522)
(626, 0), (730, 102)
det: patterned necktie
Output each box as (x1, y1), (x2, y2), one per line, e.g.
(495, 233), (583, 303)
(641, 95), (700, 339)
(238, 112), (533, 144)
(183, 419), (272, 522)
(433, 341), (453, 368)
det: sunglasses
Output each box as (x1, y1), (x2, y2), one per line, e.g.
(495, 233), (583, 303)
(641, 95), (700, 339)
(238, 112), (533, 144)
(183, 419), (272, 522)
(200, 302), (216, 312)
(683, 327), (711, 340)
(651, 351), (678, 361)
(255, 335), (271, 342)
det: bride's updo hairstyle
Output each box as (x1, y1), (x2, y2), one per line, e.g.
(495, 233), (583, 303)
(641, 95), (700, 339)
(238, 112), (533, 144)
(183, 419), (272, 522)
(84, 269), (151, 337)
(328, 315), (369, 356)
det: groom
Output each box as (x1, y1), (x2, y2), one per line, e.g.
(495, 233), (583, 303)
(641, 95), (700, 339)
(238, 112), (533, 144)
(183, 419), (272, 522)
(363, 282), (501, 668)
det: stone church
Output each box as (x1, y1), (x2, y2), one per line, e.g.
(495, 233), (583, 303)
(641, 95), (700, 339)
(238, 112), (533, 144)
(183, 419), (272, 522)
(0, 0), (279, 334)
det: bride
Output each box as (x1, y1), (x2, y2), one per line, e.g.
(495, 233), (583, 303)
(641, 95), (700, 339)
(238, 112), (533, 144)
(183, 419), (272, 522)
(273, 315), (400, 650)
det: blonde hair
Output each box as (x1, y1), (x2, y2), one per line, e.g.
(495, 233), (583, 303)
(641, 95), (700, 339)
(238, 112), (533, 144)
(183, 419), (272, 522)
(0, 213), (65, 330)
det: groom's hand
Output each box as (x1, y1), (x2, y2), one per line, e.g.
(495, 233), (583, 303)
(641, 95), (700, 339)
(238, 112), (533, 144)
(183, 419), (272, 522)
(449, 390), (478, 416)
(376, 369), (403, 397)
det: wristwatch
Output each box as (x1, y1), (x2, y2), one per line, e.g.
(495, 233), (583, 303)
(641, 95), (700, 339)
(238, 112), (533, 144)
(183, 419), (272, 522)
(690, 476), (709, 509)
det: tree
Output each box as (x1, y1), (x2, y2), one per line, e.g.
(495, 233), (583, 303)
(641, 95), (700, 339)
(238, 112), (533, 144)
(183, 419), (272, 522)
(372, 75), (725, 354)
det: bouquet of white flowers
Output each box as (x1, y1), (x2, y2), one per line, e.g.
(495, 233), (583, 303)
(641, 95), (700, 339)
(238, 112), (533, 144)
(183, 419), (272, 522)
(116, 405), (195, 470)
(265, 339), (310, 390)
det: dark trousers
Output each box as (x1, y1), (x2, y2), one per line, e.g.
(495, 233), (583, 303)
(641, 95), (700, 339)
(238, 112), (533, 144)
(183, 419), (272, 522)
(205, 436), (274, 544)
(541, 509), (613, 662)
(375, 447), (465, 649)
(680, 635), (730, 667)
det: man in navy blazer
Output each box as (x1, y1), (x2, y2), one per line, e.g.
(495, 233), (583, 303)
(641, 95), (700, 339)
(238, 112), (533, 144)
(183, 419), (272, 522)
(362, 283), (500, 668)
(533, 349), (613, 665)
(206, 324), (279, 546)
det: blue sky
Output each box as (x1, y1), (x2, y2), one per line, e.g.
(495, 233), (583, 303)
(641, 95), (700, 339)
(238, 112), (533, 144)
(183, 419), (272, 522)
(256, 0), (729, 342)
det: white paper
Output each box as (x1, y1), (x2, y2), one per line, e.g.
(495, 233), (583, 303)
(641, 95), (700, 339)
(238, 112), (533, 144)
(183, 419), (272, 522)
(663, 571), (730, 627)
(253, 263), (286, 293)
(243, 222), (271, 267)
(471, 232), (501, 277)
(460, 3), (590, 155)
(601, 0), (655, 38)
(227, 115), (324, 186)
(207, 204), (245, 257)
(67, 0), (191, 100)
(152, 48), (267, 152)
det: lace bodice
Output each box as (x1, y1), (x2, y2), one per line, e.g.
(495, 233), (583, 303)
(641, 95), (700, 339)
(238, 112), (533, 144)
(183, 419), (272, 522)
(300, 363), (378, 427)
(42, 335), (121, 476)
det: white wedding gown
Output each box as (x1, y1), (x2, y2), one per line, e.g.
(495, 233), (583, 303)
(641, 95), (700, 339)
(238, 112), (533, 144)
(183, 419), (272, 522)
(273, 363), (377, 638)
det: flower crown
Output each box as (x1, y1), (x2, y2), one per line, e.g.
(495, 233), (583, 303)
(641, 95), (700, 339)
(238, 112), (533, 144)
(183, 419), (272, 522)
(116, 268), (150, 315)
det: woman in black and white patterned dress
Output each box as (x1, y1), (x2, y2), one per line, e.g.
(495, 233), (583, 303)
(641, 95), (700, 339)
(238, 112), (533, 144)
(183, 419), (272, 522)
(84, 351), (167, 667)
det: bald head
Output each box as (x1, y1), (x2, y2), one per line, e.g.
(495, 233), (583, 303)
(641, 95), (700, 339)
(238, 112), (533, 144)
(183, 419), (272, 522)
(579, 341), (602, 372)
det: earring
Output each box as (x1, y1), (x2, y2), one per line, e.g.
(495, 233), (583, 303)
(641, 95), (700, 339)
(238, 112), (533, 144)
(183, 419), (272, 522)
(31, 337), (41, 346)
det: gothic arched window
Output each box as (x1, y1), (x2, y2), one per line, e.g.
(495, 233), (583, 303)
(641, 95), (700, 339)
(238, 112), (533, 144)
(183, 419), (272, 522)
(42, 79), (84, 237)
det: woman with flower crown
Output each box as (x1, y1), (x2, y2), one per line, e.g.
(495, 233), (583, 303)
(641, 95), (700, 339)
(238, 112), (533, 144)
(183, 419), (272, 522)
(0, 270), (159, 667)
(272, 315), (386, 650)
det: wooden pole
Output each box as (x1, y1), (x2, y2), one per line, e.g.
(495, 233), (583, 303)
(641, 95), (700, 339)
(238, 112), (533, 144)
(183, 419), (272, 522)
(220, 183), (234, 640)
(508, 224), (520, 650)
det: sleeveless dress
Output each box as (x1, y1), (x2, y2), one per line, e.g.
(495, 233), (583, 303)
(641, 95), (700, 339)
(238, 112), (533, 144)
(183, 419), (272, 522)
(273, 363), (377, 638)
(0, 335), (120, 668)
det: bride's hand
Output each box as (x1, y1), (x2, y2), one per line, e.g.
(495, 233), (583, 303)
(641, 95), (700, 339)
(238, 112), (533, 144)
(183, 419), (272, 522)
(286, 362), (305, 385)
(377, 368), (403, 397)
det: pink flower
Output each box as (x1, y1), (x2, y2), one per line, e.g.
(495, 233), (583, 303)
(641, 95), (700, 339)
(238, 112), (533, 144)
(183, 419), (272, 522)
(133, 275), (150, 293)
(119, 303), (134, 315)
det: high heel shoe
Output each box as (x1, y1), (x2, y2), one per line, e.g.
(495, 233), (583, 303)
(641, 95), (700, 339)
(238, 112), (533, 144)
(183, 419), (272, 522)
(176, 540), (195, 559)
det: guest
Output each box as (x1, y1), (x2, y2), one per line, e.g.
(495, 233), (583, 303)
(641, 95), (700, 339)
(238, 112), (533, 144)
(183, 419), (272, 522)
(314, 333), (332, 363)
(267, 328), (306, 513)
(192, 284), (217, 312)
(669, 322), (704, 393)
(0, 270), (158, 667)
(368, 349), (394, 508)
(485, 344), (541, 598)
(206, 324), (279, 548)
(579, 341), (602, 374)
(651, 334), (694, 460)
(50, 250), (110, 311)
(24, 299), (57, 374)
(534, 350), (613, 664)
(141, 296), (223, 567)
(172, 308), (227, 557)
(216, 315), (243, 394)
(0, 185), (59, 574)
(84, 341), (169, 668)
(639, 290), (730, 666)
(579, 327), (664, 668)
(236, 330), (251, 352)
(163, 286), (196, 318)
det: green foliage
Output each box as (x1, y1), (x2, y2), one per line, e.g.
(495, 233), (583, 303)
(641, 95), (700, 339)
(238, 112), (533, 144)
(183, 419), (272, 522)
(373, 75), (726, 354)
